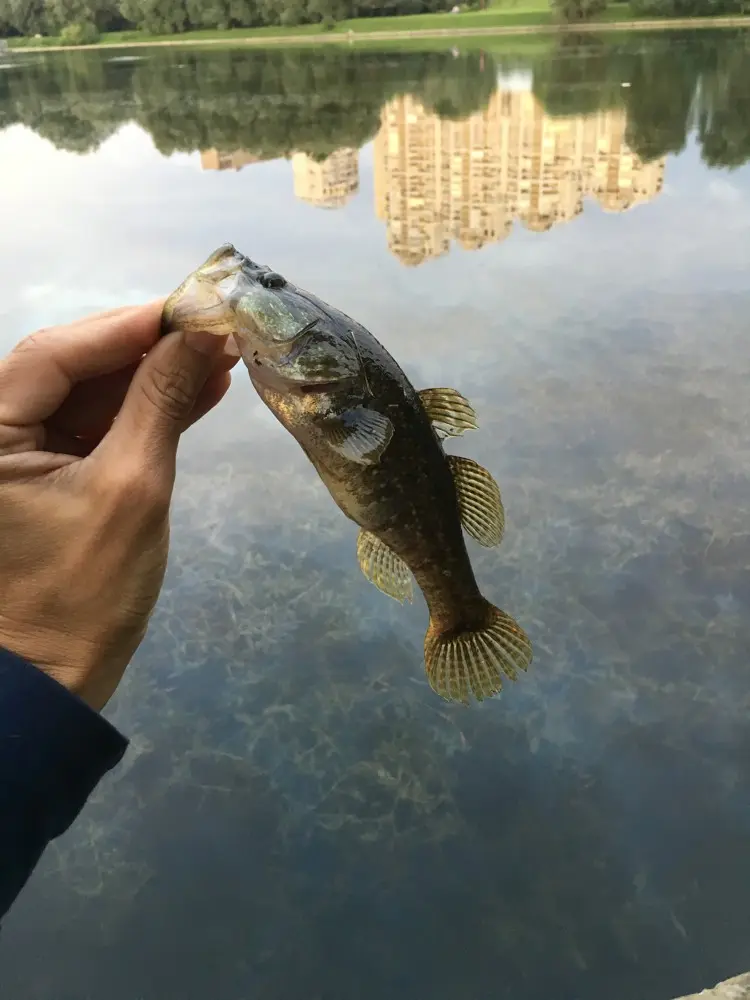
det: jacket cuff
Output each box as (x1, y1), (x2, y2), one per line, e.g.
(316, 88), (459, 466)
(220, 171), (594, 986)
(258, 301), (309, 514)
(0, 647), (128, 838)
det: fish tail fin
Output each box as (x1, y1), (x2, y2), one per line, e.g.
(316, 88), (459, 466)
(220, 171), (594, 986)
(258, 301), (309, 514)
(424, 600), (532, 705)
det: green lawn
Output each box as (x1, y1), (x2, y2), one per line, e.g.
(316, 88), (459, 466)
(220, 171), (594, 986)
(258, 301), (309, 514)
(9, 8), (558, 48)
(1, 1), (610, 48)
(5, 0), (745, 49)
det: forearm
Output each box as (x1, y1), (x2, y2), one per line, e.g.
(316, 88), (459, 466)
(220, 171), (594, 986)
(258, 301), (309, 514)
(0, 648), (128, 920)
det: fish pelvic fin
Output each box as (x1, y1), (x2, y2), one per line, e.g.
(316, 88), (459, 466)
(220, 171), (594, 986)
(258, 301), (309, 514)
(418, 387), (478, 440)
(448, 455), (505, 547)
(424, 601), (532, 705)
(357, 529), (413, 603)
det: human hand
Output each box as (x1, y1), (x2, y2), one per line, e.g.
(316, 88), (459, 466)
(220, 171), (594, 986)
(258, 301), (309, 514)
(0, 302), (238, 711)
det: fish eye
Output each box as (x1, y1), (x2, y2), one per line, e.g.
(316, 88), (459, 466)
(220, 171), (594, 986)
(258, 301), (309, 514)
(260, 271), (287, 289)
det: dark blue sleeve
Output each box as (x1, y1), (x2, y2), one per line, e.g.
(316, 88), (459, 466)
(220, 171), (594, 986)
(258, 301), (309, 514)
(0, 648), (128, 921)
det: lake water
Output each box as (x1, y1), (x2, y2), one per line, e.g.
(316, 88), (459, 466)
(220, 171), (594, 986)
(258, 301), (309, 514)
(2, 29), (750, 1000)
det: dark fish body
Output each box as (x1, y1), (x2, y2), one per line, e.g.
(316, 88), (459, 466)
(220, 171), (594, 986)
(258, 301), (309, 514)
(269, 327), (487, 632)
(162, 245), (532, 704)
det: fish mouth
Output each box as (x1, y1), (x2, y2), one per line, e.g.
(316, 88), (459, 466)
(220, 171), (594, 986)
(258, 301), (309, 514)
(247, 360), (351, 397)
(297, 380), (348, 395)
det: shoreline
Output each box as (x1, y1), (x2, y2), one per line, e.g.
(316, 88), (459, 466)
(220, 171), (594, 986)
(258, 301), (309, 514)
(6, 14), (750, 54)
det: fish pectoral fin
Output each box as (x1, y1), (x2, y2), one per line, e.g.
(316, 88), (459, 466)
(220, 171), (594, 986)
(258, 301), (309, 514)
(319, 407), (394, 466)
(356, 529), (413, 603)
(418, 387), (478, 439)
(448, 455), (505, 547)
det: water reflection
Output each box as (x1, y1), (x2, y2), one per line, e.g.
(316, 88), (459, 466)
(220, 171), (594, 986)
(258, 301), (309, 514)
(2, 29), (750, 1000)
(373, 92), (664, 263)
(2, 32), (749, 267)
(202, 90), (665, 266)
(1, 31), (748, 168)
(292, 147), (360, 209)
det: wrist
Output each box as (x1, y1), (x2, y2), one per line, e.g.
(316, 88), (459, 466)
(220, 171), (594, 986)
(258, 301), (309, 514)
(0, 620), (116, 711)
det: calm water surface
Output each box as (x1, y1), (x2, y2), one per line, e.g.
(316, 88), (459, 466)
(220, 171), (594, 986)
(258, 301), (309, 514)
(1, 30), (750, 1000)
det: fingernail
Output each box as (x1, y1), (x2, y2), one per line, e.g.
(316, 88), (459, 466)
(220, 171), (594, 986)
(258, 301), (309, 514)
(223, 336), (242, 358)
(184, 329), (228, 356)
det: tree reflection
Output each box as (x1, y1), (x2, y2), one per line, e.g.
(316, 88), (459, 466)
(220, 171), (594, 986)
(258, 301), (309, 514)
(697, 32), (750, 169)
(532, 29), (750, 170)
(0, 46), (497, 158)
(1, 49), (135, 152)
(532, 34), (625, 119)
(1, 34), (750, 172)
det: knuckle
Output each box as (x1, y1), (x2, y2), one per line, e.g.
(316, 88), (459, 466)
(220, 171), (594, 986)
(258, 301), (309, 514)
(12, 328), (52, 357)
(0, 331), (53, 416)
(140, 364), (196, 421)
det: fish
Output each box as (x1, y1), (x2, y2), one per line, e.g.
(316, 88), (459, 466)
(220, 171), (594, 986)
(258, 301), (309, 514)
(162, 244), (533, 705)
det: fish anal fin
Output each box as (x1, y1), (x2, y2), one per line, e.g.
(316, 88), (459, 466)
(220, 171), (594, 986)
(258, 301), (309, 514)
(320, 407), (394, 466)
(424, 602), (532, 705)
(356, 529), (413, 603)
(448, 455), (505, 547)
(418, 387), (478, 440)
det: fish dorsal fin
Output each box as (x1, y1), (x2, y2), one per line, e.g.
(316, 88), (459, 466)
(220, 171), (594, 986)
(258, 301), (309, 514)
(356, 529), (413, 603)
(319, 407), (394, 466)
(448, 455), (505, 547)
(418, 387), (478, 439)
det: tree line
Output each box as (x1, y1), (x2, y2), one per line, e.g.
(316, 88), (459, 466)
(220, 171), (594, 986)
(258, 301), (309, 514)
(0, 0), (458, 39)
(2, 0), (747, 39)
(0, 33), (749, 169)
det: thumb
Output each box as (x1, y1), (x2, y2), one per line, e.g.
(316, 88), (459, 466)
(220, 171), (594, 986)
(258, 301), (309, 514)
(102, 328), (228, 468)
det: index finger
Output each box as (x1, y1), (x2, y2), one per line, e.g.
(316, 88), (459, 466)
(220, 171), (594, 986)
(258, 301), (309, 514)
(0, 299), (166, 427)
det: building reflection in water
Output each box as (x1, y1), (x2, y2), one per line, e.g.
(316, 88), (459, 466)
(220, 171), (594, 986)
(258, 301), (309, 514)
(199, 149), (269, 171)
(200, 83), (665, 267)
(292, 148), (360, 209)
